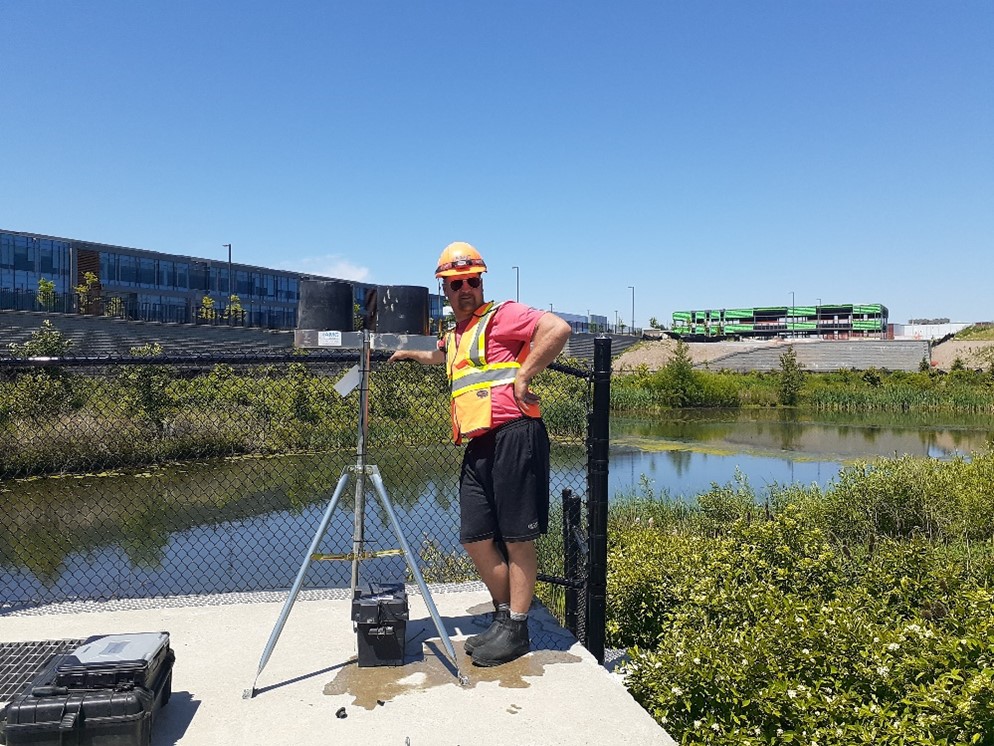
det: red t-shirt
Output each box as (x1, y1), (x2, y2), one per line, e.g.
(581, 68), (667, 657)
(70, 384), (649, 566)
(448, 301), (546, 430)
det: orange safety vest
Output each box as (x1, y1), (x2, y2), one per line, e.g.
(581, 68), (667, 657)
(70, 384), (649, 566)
(444, 301), (537, 444)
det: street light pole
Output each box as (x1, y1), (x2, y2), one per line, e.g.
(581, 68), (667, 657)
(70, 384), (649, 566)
(512, 266), (519, 303)
(223, 244), (232, 296)
(628, 285), (635, 332)
(790, 290), (795, 338)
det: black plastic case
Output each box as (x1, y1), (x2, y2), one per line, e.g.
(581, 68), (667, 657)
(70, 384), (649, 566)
(54, 633), (171, 691)
(351, 583), (408, 667)
(1, 633), (174, 746)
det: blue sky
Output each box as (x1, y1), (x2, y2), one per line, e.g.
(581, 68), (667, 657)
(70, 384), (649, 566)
(2, 1), (991, 326)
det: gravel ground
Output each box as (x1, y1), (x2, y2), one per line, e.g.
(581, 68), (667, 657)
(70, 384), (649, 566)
(614, 338), (994, 372)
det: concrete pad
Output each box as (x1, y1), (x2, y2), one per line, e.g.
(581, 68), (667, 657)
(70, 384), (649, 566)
(1, 587), (675, 746)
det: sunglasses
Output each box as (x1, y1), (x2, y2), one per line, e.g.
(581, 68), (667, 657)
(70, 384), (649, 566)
(447, 277), (481, 291)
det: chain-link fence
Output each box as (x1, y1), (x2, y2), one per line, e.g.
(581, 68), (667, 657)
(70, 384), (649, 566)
(0, 346), (607, 652)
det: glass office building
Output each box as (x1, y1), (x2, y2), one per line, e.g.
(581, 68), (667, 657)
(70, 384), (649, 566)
(2, 229), (443, 329)
(0, 233), (73, 309)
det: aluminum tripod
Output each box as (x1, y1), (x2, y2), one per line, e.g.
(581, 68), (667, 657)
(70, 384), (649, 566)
(245, 330), (466, 698)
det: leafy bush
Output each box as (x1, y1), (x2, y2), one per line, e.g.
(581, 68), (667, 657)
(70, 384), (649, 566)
(777, 346), (804, 406)
(613, 344), (741, 410)
(3, 322), (80, 422)
(812, 453), (994, 544)
(609, 456), (994, 744)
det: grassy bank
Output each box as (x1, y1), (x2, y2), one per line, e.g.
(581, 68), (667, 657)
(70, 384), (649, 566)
(613, 342), (994, 414)
(607, 453), (994, 744)
(0, 357), (584, 478)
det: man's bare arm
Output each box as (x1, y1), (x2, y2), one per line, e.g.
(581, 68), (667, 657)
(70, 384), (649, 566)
(513, 313), (572, 411)
(388, 348), (445, 365)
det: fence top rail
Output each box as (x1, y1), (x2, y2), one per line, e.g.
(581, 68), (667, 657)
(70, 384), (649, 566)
(0, 353), (594, 375)
(549, 360), (592, 379)
(0, 352), (359, 368)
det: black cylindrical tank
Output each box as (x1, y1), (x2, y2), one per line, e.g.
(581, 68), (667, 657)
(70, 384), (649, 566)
(297, 280), (354, 331)
(368, 285), (429, 335)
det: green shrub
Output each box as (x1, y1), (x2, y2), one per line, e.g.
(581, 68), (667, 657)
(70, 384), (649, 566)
(608, 457), (994, 744)
(813, 453), (994, 543)
(777, 346), (804, 405)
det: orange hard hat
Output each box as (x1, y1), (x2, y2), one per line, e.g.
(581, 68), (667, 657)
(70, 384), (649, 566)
(435, 242), (487, 278)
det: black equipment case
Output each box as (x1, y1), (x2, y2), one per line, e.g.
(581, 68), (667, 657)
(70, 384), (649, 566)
(1, 632), (174, 746)
(351, 583), (408, 667)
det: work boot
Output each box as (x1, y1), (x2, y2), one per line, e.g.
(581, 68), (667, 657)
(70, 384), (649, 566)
(464, 607), (510, 655)
(470, 618), (530, 667)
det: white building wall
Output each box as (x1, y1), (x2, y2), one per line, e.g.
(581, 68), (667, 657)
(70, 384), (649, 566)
(891, 323), (970, 340)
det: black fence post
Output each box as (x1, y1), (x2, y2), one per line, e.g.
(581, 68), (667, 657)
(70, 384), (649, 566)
(585, 335), (611, 665)
(562, 488), (581, 637)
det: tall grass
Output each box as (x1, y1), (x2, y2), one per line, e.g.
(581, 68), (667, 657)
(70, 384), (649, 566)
(612, 364), (994, 414)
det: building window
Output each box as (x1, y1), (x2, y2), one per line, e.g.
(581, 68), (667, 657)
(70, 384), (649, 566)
(101, 253), (115, 282)
(119, 255), (138, 285)
(13, 240), (32, 271)
(158, 260), (174, 288)
(38, 245), (54, 273)
(139, 258), (156, 287)
(175, 262), (188, 289)
(189, 264), (208, 292)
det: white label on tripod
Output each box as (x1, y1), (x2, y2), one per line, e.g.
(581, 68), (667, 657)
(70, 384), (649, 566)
(334, 364), (362, 397)
(318, 331), (343, 346)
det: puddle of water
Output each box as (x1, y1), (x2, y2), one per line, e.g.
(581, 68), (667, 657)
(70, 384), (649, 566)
(323, 649), (582, 709)
(323, 603), (582, 709)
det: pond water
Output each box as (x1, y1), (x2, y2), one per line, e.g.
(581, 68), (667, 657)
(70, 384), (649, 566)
(3, 409), (992, 606)
(609, 408), (994, 499)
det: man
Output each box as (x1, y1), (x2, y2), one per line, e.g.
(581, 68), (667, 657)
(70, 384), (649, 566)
(389, 241), (571, 667)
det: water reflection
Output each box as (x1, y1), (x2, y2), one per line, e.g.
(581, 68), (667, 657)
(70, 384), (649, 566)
(610, 447), (839, 501)
(610, 409), (994, 500)
(0, 445), (586, 607)
(613, 409), (994, 461)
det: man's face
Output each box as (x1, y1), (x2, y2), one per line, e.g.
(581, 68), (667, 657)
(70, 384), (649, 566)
(443, 273), (484, 316)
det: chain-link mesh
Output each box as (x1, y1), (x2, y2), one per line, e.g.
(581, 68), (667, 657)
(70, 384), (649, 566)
(0, 353), (593, 644)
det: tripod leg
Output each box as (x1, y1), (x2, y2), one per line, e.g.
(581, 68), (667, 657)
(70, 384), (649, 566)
(245, 471), (351, 698)
(368, 468), (464, 682)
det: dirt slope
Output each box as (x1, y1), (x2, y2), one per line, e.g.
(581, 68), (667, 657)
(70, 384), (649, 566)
(929, 340), (994, 370)
(613, 339), (757, 371)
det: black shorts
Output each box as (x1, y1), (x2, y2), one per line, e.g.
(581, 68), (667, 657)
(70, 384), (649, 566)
(459, 417), (551, 544)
